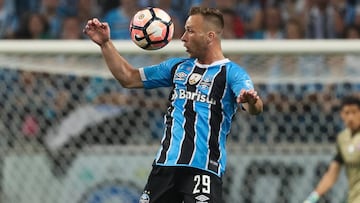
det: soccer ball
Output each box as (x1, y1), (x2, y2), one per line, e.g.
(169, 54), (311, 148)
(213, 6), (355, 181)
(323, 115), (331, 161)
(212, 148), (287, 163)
(129, 7), (174, 50)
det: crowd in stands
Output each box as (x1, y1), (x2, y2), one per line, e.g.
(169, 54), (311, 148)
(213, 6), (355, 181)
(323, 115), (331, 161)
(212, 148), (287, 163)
(0, 0), (359, 179)
(1, 0), (360, 40)
(1, 67), (358, 148)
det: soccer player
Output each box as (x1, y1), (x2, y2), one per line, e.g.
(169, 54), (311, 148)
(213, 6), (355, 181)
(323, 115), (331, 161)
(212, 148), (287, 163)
(84, 7), (263, 203)
(304, 95), (360, 203)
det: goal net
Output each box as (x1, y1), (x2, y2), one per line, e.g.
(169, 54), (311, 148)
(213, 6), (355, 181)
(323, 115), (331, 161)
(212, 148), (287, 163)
(0, 39), (359, 203)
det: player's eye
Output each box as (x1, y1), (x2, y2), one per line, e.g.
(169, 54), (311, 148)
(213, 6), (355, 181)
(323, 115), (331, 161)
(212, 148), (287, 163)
(187, 29), (194, 33)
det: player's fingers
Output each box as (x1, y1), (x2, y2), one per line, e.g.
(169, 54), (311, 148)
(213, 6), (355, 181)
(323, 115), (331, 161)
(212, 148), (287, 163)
(236, 96), (241, 103)
(83, 24), (91, 34)
(84, 19), (107, 33)
(100, 22), (108, 29)
(84, 18), (96, 28)
(238, 90), (259, 104)
(237, 90), (244, 102)
(246, 90), (257, 98)
(239, 89), (246, 96)
(252, 91), (259, 100)
(249, 89), (256, 95)
(92, 18), (103, 27)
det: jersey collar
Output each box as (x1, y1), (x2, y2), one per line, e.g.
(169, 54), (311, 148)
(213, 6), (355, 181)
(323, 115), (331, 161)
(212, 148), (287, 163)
(195, 58), (230, 68)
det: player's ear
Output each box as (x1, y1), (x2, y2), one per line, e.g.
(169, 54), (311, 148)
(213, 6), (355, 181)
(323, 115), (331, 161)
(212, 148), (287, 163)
(207, 31), (215, 43)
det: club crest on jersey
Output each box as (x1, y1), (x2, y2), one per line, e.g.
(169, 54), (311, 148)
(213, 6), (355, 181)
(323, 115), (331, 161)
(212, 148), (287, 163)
(188, 73), (202, 85)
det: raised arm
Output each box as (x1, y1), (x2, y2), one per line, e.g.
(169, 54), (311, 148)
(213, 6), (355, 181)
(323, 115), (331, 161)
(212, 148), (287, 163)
(83, 18), (143, 88)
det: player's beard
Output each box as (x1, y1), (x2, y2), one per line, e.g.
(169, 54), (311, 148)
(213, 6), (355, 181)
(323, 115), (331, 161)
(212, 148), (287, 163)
(186, 40), (207, 60)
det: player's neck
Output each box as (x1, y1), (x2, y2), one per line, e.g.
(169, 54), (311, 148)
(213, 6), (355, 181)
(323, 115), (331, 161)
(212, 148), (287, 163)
(197, 49), (225, 65)
(351, 127), (360, 137)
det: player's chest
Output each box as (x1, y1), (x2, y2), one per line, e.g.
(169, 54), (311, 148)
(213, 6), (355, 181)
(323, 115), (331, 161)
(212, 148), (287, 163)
(173, 66), (226, 92)
(339, 135), (360, 164)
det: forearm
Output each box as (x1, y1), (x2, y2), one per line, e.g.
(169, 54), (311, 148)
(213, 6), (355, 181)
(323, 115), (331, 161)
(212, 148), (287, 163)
(246, 98), (263, 115)
(314, 173), (337, 196)
(100, 41), (142, 88)
(305, 162), (340, 203)
(304, 176), (335, 203)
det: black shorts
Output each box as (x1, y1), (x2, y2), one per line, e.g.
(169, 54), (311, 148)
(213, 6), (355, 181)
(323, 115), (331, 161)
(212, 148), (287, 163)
(139, 165), (223, 203)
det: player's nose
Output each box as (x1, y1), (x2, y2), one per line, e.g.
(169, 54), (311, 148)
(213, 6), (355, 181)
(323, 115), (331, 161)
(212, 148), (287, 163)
(181, 32), (187, 42)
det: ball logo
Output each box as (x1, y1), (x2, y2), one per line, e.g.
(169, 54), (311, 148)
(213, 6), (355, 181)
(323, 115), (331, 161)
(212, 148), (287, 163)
(134, 34), (146, 41)
(138, 13), (145, 20)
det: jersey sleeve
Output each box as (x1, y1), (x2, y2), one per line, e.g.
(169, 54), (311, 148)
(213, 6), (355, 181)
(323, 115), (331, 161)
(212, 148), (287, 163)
(227, 63), (255, 98)
(333, 143), (344, 164)
(139, 58), (184, 89)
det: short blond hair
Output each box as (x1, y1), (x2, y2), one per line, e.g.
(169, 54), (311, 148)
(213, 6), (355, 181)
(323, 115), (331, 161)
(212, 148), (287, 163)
(189, 7), (224, 30)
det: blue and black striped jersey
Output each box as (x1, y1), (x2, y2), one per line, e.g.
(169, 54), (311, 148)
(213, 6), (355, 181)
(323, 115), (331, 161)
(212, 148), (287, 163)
(139, 57), (254, 177)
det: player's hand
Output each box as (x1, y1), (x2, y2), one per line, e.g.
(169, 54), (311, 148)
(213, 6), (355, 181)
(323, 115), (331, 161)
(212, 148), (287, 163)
(83, 18), (110, 47)
(236, 89), (259, 105)
(303, 200), (317, 203)
(303, 191), (319, 203)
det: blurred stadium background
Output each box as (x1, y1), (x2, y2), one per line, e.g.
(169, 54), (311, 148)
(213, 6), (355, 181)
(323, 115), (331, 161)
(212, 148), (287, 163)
(0, 39), (359, 203)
